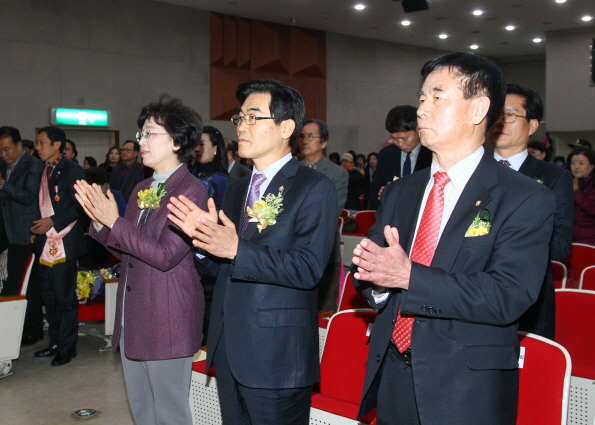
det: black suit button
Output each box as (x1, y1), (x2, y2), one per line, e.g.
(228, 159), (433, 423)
(435, 309), (441, 315)
(392, 318), (396, 325)
(126, 286), (131, 291)
(376, 355), (381, 363)
(427, 307), (434, 314)
(421, 305), (427, 312)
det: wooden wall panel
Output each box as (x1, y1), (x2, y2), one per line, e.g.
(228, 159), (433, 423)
(210, 67), (250, 120)
(223, 15), (237, 68)
(237, 18), (251, 69)
(210, 13), (224, 66)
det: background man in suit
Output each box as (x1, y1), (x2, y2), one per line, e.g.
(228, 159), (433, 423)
(225, 137), (251, 182)
(352, 52), (555, 425)
(32, 126), (87, 366)
(168, 79), (337, 425)
(108, 140), (144, 203)
(299, 119), (348, 310)
(369, 105), (433, 209)
(489, 84), (574, 339)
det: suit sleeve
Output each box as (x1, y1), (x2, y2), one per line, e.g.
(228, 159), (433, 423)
(232, 177), (338, 290)
(404, 188), (555, 326)
(335, 167), (348, 215)
(51, 165), (86, 232)
(0, 160), (43, 206)
(549, 170), (574, 261)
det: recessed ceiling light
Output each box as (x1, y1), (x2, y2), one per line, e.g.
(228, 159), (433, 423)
(473, 10), (483, 16)
(506, 25), (515, 31)
(533, 37), (542, 43)
(401, 20), (411, 26)
(470, 44), (479, 49)
(439, 33), (448, 39)
(555, 0), (566, 3)
(582, 16), (593, 22)
(354, 4), (366, 10)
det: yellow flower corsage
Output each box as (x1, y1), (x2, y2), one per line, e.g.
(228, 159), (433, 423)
(246, 187), (284, 233)
(137, 183), (166, 209)
(465, 208), (491, 237)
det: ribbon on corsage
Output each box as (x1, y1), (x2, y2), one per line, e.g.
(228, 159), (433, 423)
(246, 187), (284, 233)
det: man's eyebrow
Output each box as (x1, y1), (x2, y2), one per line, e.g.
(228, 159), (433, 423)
(418, 86), (445, 96)
(504, 106), (522, 113)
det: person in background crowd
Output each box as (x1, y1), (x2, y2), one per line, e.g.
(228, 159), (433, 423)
(342, 152), (364, 210)
(568, 148), (595, 245)
(489, 83), (574, 339)
(298, 119), (348, 311)
(21, 139), (36, 156)
(364, 152), (379, 208)
(99, 146), (121, 179)
(369, 105), (432, 209)
(568, 138), (592, 150)
(224, 138), (251, 182)
(240, 157), (254, 169)
(63, 139), (78, 164)
(75, 96), (207, 425)
(329, 152), (340, 165)
(33, 126), (87, 367)
(554, 156), (566, 167)
(82, 156), (97, 170)
(109, 140), (144, 203)
(191, 126), (229, 210)
(527, 140), (549, 161)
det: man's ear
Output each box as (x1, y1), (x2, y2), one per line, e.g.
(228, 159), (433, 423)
(281, 119), (296, 141)
(471, 96), (490, 125)
(528, 119), (540, 137)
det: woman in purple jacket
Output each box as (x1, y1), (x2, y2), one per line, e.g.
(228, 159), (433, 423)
(569, 147), (595, 246)
(74, 96), (207, 425)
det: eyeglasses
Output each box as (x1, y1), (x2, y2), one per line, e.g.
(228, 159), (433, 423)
(230, 114), (275, 126)
(500, 112), (527, 123)
(297, 133), (322, 142)
(135, 130), (169, 142)
(119, 148), (135, 153)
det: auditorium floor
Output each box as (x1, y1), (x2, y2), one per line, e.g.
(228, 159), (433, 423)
(0, 323), (135, 425)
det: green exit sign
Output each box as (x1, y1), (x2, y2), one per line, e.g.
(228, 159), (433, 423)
(51, 108), (111, 126)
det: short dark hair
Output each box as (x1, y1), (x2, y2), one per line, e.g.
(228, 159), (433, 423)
(137, 95), (203, 164)
(85, 166), (108, 186)
(65, 139), (78, 159)
(303, 119), (329, 143)
(329, 152), (340, 163)
(527, 140), (547, 154)
(201, 126), (228, 176)
(385, 105), (418, 133)
(236, 79), (305, 147)
(0, 126), (21, 144)
(506, 84), (544, 122)
(21, 139), (34, 150)
(420, 52), (506, 131)
(568, 148), (595, 169)
(122, 140), (140, 152)
(84, 156), (98, 167)
(224, 138), (238, 154)
(38, 126), (67, 153)
(367, 152), (378, 164)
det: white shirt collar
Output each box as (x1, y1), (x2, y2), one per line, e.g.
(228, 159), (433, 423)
(494, 150), (528, 171)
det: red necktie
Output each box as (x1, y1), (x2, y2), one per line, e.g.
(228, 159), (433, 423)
(498, 159), (511, 167)
(241, 173), (267, 236)
(392, 171), (451, 352)
(46, 165), (53, 180)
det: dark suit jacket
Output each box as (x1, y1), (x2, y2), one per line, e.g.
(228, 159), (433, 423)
(109, 161), (145, 204)
(369, 143), (432, 209)
(34, 157), (87, 259)
(206, 158), (338, 389)
(228, 160), (251, 182)
(92, 165), (208, 361)
(0, 152), (44, 245)
(353, 152), (555, 424)
(517, 153), (574, 338)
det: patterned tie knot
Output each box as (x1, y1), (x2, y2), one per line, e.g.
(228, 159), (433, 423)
(433, 171), (450, 188)
(498, 159), (511, 167)
(249, 173), (267, 202)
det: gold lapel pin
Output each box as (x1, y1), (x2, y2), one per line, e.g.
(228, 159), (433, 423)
(475, 200), (481, 206)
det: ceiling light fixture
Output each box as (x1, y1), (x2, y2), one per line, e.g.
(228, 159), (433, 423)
(401, 20), (411, 26)
(533, 37), (542, 43)
(470, 44), (479, 49)
(354, 4), (366, 10)
(439, 34), (448, 39)
(555, 0), (566, 3)
(505, 25), (515, 31)
(582, 16), (593, 22)
(473, 10), (483, 16)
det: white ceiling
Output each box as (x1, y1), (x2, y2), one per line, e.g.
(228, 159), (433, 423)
(157, 0), (594, 57)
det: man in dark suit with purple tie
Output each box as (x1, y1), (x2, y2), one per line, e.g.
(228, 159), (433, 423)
(351, 53), (555, 425)
(168, 79), (337, 425)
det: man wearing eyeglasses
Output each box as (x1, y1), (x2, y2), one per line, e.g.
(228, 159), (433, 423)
(489, 84), (574, 339)
(108, 140), (144, 204)
(168, 79), (337, 425)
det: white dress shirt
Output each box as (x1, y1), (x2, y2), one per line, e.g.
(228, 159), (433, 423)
(494, 150), (528, 172)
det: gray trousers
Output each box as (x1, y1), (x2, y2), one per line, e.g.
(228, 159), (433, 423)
(120, 328), (193, 425)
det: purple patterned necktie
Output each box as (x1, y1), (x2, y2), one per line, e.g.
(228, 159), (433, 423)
(241, 173), (267, 236)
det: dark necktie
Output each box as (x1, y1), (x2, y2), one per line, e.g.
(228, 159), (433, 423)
(241, 173), (267, 236)
(403, 152), (412, 176)
(498, 159), (511, 167)
(392, 171), (450, 352)
(46, 165), (53, 180)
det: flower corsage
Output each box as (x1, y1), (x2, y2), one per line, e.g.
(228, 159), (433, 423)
(246, 187), (284, 233)
(137, 183), (166, 209)
(465, 207), (491, 237)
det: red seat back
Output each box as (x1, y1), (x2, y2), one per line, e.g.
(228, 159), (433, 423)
(338, 272), (372, 312)
(354, 211), (376, 236)
(517, 332), (570, 425)
(555, 289), (595, 380)
(551, 261), (567, 289)
(579, 265), (595, 290)
(564, 243), (595, 286)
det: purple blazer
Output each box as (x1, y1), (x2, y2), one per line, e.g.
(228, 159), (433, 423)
(92, 165), (207, 361)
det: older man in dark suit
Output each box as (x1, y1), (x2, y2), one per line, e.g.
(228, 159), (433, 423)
(32, 126), (87, 366)
(108, 140), (144, 203)
(0, 127), (44, 298)
(489, 84), (574, 339)
(169, 79), (337, 425)
(369, 105), (433, 209)
(352, 52), (555, 425)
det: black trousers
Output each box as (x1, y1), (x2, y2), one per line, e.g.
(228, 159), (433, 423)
(213, 332), (311, 425)
(38, 259), (79, 352)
